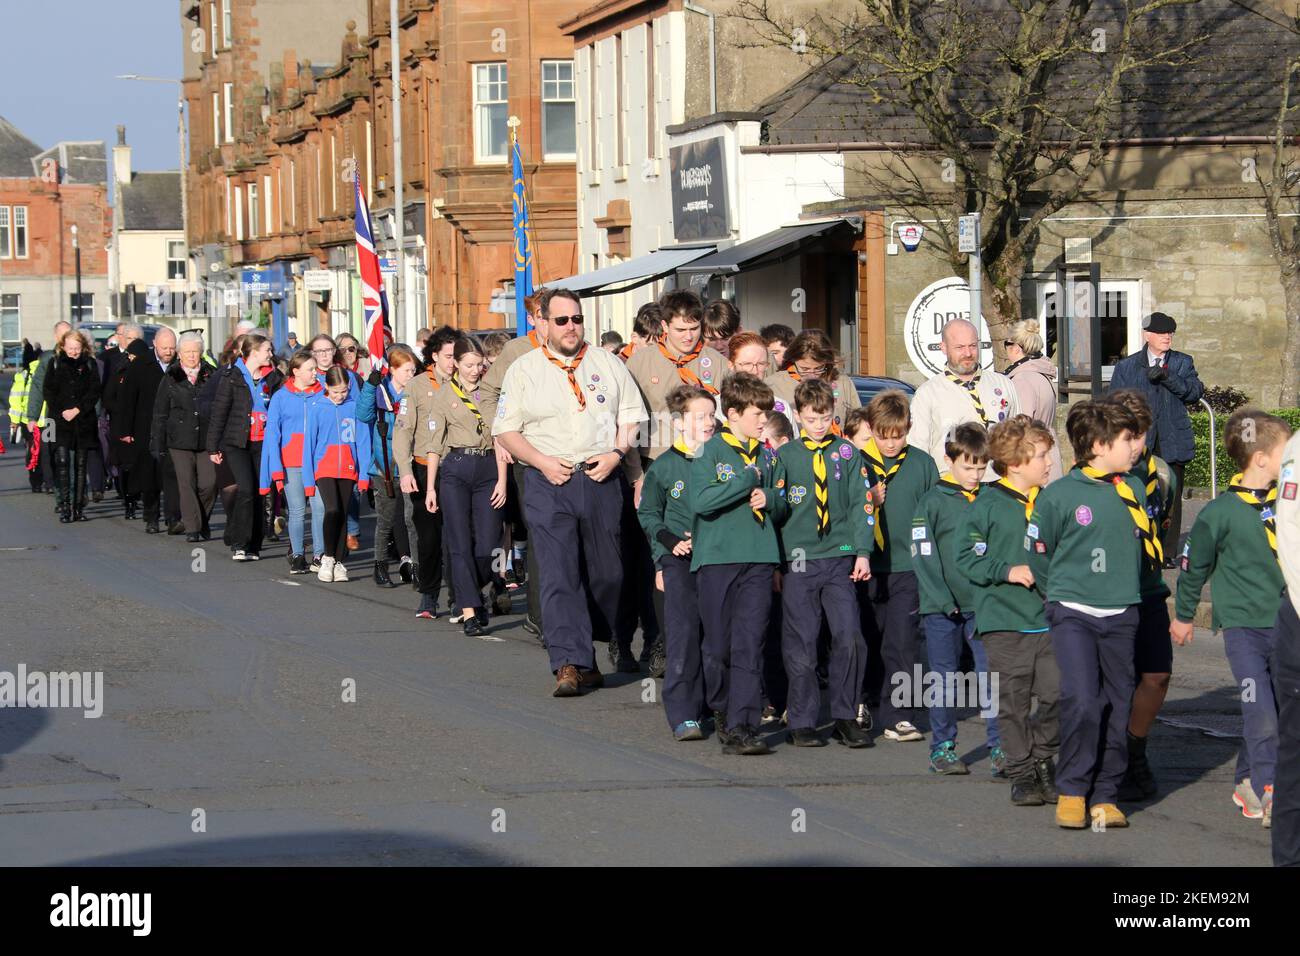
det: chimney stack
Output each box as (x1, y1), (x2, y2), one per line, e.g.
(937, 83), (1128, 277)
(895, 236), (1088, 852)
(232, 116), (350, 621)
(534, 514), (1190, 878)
(112, 125), (131, 186)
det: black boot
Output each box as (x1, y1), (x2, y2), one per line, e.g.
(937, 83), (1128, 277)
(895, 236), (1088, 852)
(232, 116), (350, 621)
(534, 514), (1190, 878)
(1119, 732), (1158, 800)
(72, 449), (89, 521)
(55, 448), (71, 522)
(373, 561), (394, 588)
(124, 496), (138, 520)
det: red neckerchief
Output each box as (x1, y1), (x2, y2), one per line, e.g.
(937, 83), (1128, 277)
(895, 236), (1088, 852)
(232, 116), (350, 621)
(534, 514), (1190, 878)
(658, 340), (718, 395)
(542, 343), (589, 410)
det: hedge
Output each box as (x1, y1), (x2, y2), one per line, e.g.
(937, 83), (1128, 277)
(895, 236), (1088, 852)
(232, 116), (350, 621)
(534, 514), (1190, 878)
(1185, 408), (1300, 488)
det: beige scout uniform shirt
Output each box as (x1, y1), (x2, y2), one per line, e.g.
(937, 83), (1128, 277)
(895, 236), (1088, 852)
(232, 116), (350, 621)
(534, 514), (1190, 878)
(479, 330), (542, 410)
(392, 369), (448, 479)
(764, 369), (861, 432)
(907, 368), (1020, 479)
(493, 344), (648, 466)
(428, 378), (494, 458)
(1278, 429), (1300, 614)
(625, 342), (726, 460)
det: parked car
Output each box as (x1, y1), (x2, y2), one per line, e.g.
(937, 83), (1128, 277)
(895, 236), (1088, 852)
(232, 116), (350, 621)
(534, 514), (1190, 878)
(76, 322), (164, 356)
(851, 375), (916, 406)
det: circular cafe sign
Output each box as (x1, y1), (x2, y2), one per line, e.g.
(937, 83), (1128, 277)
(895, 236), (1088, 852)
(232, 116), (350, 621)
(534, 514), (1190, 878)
(904, 277), (994, 377)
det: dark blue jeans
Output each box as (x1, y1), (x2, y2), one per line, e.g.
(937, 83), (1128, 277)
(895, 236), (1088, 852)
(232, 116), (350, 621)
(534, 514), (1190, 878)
(923, 611), (999, 749)
(1223, 626), (1279, 799)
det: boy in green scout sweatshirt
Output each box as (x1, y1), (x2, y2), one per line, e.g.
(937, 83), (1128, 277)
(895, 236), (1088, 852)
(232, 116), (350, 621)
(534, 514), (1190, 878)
(1173, 408), (1292, 828)
(689, 372), (789, 755)
(775, 379), (875, 749)
(1027, 400), (1149, 831)
(637, 384), (718, 743)
(957, 415), (1060, 807)
(1108, 390), (1178, 802)
(846, 391), (937, 741)
(913, 422), (1003, 775)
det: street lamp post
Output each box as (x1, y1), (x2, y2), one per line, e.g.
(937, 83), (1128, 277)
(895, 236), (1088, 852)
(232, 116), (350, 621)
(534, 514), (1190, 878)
(71, 224), (82, 324)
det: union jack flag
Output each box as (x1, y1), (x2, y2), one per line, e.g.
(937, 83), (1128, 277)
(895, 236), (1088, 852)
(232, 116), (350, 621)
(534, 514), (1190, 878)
(355, 177), (392, 373)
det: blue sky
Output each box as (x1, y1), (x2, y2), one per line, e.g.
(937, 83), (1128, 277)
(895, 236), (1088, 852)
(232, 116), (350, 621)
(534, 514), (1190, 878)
(2, 0), (184, 179)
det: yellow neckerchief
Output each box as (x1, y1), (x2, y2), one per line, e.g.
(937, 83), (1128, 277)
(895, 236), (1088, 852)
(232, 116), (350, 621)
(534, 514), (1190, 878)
(719, 424), (763, 525)
(671, 437), (699, 458)
(1228, 472), (1279, 561)
(938, 472), (979, 504)
(1136, 448), (1159, 501)
(992, 477), (1039, 521)
(1078, 464), (1162, 571)
(449, 373), (484, 434)
(944, 368), (989, 425)
(800, 429), (834, 537)
(862, 438), (906, 549)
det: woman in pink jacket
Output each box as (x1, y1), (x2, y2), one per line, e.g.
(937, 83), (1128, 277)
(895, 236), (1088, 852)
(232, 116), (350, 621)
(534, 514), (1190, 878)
(1004, 319), (1062, 481)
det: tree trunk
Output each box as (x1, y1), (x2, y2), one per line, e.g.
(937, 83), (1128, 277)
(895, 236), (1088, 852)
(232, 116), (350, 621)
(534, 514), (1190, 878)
(1281, 272), (1300, 408)
(983, 262), (1024, 372)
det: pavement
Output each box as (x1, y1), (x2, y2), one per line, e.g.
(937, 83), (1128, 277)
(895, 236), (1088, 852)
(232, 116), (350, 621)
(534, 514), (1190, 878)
(0, 378), (1276, 866)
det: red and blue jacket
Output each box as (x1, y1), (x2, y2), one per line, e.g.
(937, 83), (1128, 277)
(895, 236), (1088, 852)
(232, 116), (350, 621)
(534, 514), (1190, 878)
(302, 394), (372, 496)
(260, 379), (324, 493)
(316, 366), (361, 401)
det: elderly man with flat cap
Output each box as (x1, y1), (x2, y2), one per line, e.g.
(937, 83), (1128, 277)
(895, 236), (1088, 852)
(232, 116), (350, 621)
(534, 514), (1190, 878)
(1108, 311), (1204, 562)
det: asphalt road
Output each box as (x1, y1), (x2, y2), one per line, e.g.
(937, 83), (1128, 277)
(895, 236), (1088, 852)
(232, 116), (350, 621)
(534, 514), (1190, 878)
(0, 390), (1274, 866)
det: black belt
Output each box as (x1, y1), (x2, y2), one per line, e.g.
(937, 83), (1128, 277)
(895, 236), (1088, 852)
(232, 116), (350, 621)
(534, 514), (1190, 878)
(449, 446), (492, 456)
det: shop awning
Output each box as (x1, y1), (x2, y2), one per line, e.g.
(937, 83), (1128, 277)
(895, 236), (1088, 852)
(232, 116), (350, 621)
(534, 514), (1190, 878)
(675, 217), (862, 275)
(543, 243), (718, 296)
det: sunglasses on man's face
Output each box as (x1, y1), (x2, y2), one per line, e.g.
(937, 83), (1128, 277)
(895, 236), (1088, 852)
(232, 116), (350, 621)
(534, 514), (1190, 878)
(340, 346), (358, 354)
(550, 314), (584, 327)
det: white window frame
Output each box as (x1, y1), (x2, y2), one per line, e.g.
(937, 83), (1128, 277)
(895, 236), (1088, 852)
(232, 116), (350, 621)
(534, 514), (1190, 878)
(223, 83), (234, 143)
(329, 133), (337, 212)
(289, 157), (296, 227)
(225, 178), (232, 236)
(0, 206), (9, 259)
(315, 146), (322, 220)
(541, 59), (576, 162)
(472, 62), (509, 164)
(209, 2), (216, 57)
(221, 0), (231, 48)
(212, 91), (220, 146)
(234, 184), (244, 240)
(248, 181), (259, 238)
(1, 293), (20, 343)
(263, 173), (273, 234)
(13, 206), (25, 258)
(70, 292), (94, 323)
(167, 240), (186, 280)
(1036, 277), (1144, 380)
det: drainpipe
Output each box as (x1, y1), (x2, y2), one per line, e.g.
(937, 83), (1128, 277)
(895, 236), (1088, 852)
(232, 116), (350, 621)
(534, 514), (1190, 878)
(683, 1), (716, 114)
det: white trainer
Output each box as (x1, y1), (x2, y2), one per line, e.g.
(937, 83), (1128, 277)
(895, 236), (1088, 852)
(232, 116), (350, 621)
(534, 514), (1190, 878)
(317, 556), (336, 582)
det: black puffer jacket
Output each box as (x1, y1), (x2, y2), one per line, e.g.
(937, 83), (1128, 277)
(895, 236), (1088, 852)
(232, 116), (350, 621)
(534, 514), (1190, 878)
(205, 362), (283, 452)
(151, 362), (214, 454)
(41, 352), (101, 449)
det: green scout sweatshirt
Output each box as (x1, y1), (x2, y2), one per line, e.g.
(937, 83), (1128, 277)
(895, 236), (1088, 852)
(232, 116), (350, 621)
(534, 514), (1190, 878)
(1174, 491), (1284, 630)
(955, 483), (1049, 634)
(688, 432), (788, 571)
(912, 481), (980, 616)
(775, 435), (876, 563)
(637, 445), (696, 564)
(1025, 468), (1146, 609)
(863, 445), (937, 574)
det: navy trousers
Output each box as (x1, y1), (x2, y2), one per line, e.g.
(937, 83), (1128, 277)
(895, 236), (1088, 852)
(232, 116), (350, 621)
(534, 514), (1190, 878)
(1272, 595), (1300, 867)
(1047, 602), (1138, 803)
(698, 562), (775, 731)
(860, 570), (920, 729)
(440, 451), (503, 612)
(523, 467), (624, 673)
(659, 553), (705, 729)
(1223, 626), (1279, 799)
(782, 556), (866, 729)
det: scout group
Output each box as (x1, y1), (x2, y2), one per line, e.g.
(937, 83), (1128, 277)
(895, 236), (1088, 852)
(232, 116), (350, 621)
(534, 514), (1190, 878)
(485, 288), (1293, 835)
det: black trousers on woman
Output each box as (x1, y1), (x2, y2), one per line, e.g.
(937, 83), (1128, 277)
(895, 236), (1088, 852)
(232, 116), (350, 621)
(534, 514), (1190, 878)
(409, 466), (446, 601)
(222, 441), (264, 554)
(440, 451), (503, 612)
(316, 476), (356, 559)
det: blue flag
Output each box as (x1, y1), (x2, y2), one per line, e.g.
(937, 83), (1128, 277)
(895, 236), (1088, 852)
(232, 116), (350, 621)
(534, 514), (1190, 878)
(512, 137), (534, 336)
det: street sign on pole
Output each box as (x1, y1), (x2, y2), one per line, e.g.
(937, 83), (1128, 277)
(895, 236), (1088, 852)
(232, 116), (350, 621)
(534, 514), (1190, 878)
(961, 213), (982, 324)
(958, 215), (978, 254)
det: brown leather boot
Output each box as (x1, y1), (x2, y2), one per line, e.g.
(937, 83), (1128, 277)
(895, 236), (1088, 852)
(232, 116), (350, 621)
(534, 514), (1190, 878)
(553, 665), (580, 697)
(578, 661), (605, 689)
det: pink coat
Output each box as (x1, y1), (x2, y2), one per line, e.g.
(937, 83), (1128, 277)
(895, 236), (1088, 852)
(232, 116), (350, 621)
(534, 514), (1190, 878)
(1008, 356), (1063, 481)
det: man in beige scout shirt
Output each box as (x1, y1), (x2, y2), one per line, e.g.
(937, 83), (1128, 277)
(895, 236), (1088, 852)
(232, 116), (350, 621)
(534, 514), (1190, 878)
(494, 287), (649, 698)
